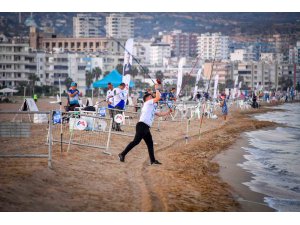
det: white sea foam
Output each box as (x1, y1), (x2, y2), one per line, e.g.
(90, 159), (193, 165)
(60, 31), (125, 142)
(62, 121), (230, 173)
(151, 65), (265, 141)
(239, 103), (300, 211)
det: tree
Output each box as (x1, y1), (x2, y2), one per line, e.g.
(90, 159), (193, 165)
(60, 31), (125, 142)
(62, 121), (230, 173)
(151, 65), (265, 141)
(65, 76), (73, 90)
(225, 79), (234, 89)
(182, 73), (196, 87)
(131, 66), (139, 78)
(139, 66), (149, 77)
(198, 78), (205, 88)
(218, 83), (226, 92)
(155, 70), (164, 81)
(85, 71), (94, 96)
(116, 64), (123, 75)
(278, 76), (293, 91)
(28, 74), (40, 96)
(16, 81), (28, 96)
(92, 67), (102, 81)
(103, 71), (110, 76)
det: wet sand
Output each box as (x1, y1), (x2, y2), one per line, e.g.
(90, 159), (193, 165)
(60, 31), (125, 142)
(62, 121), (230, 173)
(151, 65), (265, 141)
(214, 134), (275, 212)
(0, 97), (279, 211)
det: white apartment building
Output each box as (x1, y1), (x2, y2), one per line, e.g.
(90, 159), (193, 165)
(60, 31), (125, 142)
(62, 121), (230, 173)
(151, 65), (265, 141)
(197, 32), (229, 60)
(230, 49), (255, 62)
(133, 39), (152, 65)
(149, 43), (171, 66)
(73, 14), (102, 38)
(289, 41), (300, 64)
(106, 13), (134, 39)
(0, 41), (36, 88)
(231, 62), (299, 90)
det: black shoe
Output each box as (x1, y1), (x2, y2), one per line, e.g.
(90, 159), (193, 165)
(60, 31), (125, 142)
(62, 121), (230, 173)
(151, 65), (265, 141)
(150, 160), (162, 165)
(118, 153), (125, 162)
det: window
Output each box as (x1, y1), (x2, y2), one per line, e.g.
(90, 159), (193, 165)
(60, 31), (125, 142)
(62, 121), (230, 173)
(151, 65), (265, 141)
(54, 65), (68, 70)
(78, 66), (86, 70)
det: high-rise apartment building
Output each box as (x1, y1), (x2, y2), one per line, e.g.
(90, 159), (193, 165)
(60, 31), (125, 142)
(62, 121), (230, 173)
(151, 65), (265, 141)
(106, 13), (134, 39)
(0, 40), (36, 88)
(289, 41), (300, 64)
(73, 14), (102, 38)
(197, 32), (229, 60)
(167, 30), (198, 57)
(149, 42), (171, 66)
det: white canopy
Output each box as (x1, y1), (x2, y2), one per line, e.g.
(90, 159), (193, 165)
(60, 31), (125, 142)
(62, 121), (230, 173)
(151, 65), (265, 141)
(0, 88), (19, 93)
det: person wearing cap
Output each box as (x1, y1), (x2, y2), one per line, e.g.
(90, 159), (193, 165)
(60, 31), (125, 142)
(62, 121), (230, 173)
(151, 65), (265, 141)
(111, 83), (127, 131)
(118, 83), (172, 165)
(67, 82), (82, 111)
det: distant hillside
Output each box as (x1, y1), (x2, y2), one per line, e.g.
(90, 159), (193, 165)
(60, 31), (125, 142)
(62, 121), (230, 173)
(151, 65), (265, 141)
(1, 12), (300, 38)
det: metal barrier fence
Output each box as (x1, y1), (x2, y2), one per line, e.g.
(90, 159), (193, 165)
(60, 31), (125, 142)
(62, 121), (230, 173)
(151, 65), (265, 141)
(0, 111), (52, 168)
(51, 111), (113, 155)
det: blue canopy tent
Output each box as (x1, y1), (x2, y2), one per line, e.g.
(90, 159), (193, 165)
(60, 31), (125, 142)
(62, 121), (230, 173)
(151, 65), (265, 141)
(93, 69), (135, 88)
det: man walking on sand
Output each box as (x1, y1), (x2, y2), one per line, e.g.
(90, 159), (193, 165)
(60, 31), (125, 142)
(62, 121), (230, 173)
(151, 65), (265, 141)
(118, 83), (172, 165)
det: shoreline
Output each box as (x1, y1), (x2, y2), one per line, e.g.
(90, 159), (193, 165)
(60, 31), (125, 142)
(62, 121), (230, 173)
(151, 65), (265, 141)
(214, 133), (275, 212)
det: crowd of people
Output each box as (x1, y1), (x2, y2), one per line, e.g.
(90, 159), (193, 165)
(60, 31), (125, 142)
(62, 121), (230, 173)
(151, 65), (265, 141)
(64, 80), (299, 166)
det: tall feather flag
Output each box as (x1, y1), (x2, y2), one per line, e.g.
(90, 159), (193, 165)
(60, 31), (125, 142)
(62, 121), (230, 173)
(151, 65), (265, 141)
(232, 75), (239, 99)
(213, 74), (219, 99)
(122, 38), (134, 101)
(176, 57), (185, 97)
(193, 67), (202, 99)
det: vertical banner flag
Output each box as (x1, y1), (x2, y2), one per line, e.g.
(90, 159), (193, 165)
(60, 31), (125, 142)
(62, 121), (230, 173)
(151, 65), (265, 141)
(232, 75), (239, 99)
(193, 67), (202, 99)
(205, 81), (209, 93)
(176, 57), (185, 97)
(238, 81), (242, 97)
(213, 74), (219, 99)
(239, 81), (242, 89)
(122, 38), (134, 102)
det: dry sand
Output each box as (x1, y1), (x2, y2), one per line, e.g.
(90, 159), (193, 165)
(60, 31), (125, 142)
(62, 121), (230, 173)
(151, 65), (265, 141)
(0, 97), (279, 211)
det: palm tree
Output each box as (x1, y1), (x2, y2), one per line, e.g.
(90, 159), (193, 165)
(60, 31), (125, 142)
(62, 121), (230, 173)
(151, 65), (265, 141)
(116, 64), (123, 75)
(65, 76), (73, 90)
(28, 74), (40, 96)
(92, 67), (102, 81)
(131, 66), (139, 78)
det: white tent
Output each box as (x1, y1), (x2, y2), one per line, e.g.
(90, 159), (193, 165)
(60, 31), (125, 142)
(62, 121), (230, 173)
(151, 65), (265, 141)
(0, 88), (18, 93)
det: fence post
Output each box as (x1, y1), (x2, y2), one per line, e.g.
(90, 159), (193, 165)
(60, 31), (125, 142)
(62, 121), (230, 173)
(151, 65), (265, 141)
(103, 118), (113, 155)
(185, 118), (190, 144)
(48, 112), (53, 169)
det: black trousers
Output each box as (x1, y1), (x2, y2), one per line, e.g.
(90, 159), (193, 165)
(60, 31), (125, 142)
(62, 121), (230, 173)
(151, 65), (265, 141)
(120, 122), (155, 162)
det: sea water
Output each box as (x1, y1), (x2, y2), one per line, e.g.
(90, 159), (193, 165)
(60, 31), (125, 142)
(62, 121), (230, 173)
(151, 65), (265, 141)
(239, 103), (300, 211)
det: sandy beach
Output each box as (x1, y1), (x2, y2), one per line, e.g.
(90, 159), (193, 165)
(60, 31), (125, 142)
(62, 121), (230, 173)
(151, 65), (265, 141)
(0, 97), (280, 211)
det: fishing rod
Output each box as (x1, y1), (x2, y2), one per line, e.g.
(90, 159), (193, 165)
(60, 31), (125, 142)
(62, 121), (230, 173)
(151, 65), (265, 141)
(100, 29), (172, 113)
(59, 78), (63, 153)
(198, 49), (217, 140)
(99, 28), (158, 85)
